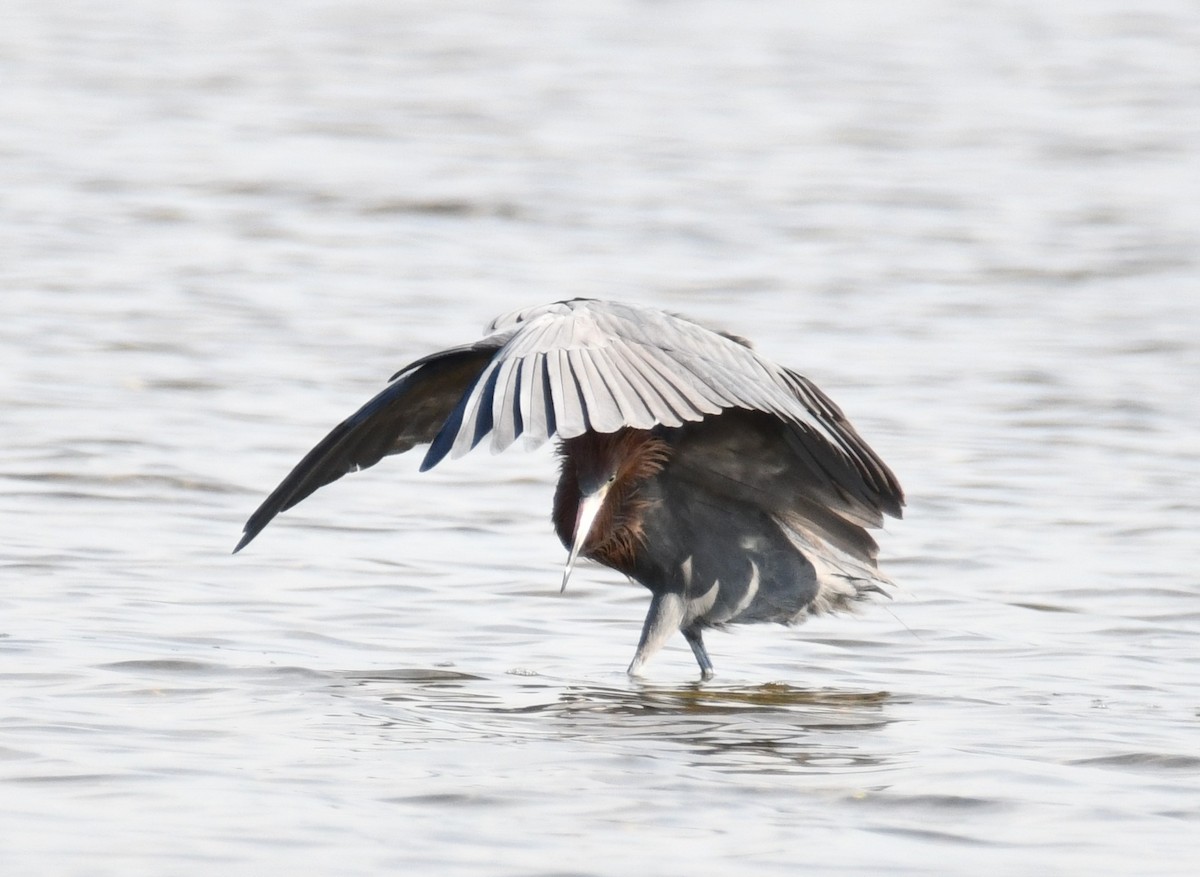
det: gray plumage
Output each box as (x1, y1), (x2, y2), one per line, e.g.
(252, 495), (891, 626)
(235, 298), (904, 679)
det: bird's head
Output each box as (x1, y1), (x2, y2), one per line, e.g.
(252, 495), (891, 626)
(553, 429), (670, 592)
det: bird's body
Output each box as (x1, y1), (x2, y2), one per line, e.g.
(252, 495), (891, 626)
(236, 299), (903, 679)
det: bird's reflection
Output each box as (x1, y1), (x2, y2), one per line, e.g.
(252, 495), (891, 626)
(340, 669), (894, 775)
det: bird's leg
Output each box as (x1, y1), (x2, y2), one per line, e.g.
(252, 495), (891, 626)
(682, 625), (714, 681)
(627, 591), (685, 679)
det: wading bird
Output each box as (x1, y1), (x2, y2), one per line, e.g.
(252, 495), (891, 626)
(235, 299), (903, 679)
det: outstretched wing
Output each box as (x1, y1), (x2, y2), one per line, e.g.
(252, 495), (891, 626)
(424, 299), (903, 521)
(234, 340), (501, 552)
(237, 298), (902, 553)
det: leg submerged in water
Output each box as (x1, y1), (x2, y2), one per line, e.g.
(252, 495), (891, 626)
(682, 625), (714, 681)
(626, 592), (715, 681)
(627, 592), (685, 678)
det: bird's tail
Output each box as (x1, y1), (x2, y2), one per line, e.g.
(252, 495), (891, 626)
(778, 513), (894, 619)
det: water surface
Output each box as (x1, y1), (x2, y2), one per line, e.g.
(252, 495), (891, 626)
(3, 2), (1198, 874)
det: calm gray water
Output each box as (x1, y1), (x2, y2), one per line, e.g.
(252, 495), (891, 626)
(4, 1), (1198, 874)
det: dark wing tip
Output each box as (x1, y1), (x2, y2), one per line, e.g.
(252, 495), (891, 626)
(232, 529), (256, 554)
(781, 368), (905, 522)
(233, 471), (305, 554)
(232, 344), (499, 552)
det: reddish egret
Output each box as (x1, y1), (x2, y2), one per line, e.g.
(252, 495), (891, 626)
(235, 299), (904, 679)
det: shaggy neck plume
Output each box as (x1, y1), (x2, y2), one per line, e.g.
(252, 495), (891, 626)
(552, 429), (671, 573)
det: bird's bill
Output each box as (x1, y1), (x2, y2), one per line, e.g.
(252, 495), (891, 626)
(561, 487), (608, 593)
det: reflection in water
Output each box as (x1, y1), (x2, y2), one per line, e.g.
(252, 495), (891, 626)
(340, 669), (894, 775)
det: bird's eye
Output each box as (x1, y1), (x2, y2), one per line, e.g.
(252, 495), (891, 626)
(607, 474), (616, 485)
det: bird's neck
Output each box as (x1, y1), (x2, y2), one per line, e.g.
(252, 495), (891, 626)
(552, 430), (671, 570)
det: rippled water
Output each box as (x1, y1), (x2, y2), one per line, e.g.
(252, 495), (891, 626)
(4, 1), (1199, 874)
